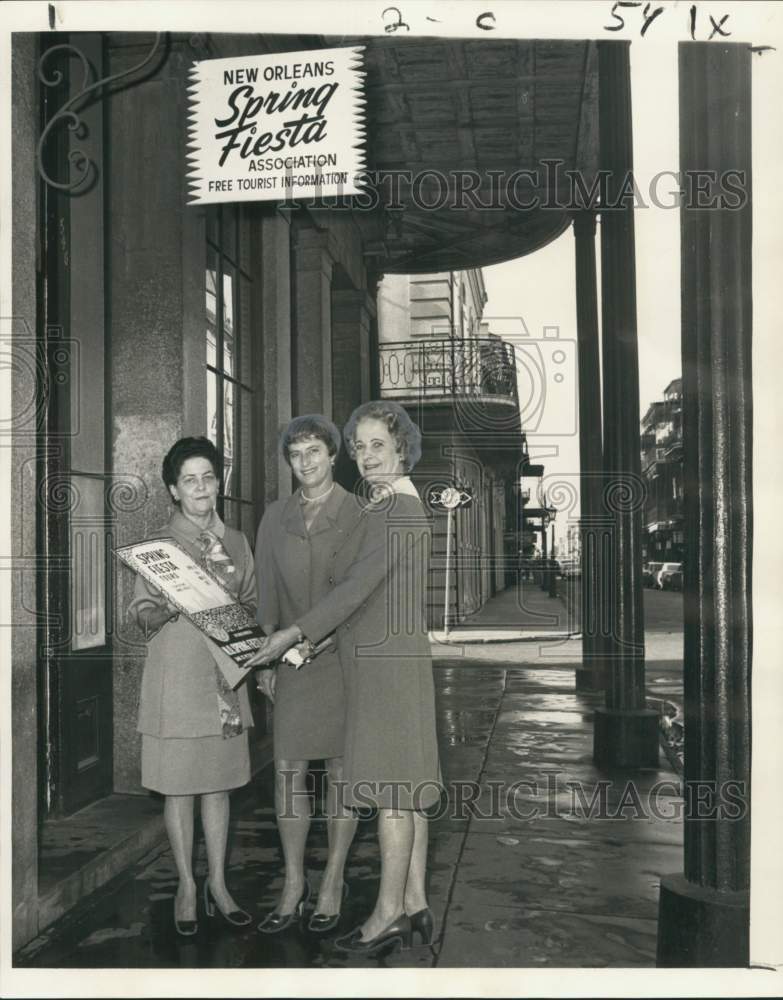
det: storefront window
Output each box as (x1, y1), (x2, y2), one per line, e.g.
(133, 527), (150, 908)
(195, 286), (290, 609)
(206, 205), (255, 537)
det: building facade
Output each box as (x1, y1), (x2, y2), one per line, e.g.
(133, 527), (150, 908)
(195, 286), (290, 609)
(377, 270), (527, 625)
(640, 378), (684, 562)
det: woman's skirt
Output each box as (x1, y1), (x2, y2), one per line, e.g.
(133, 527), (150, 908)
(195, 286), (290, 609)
(272, 648), (345, 761)
(141, 731), (250, 795)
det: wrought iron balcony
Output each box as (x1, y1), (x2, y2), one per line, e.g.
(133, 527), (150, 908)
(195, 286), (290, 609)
(378, 338), (519, 407)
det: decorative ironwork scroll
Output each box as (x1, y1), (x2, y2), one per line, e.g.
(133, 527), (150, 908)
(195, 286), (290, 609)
(36, 33), (163, 192)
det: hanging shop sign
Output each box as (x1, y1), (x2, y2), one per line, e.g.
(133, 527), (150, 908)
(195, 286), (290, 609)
(429, 486), (474, 510)
(186, 46), (366, 204)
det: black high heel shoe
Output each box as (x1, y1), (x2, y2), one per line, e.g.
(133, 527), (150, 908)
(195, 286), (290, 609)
(173, 886), (197, 937)
(257, 878), (311, 934)
(308, 881), (349, 933)
(334, 913), (412, 955)
(408, 907), (435, 945)
(203, 879), (253, 927)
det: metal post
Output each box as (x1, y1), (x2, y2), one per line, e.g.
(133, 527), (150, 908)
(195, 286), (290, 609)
(573, 211), (606, 689)
(443, 506), (453, 637)
(593, 41), (659, 769)
(657, 41), (752, 968)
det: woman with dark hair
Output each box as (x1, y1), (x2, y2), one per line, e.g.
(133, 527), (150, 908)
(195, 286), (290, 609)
(253, 414), (362, 934)
(249, 401), (442, 956)
(128, 436), (255, 935)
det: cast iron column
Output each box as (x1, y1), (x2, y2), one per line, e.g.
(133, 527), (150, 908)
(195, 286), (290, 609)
(593, 41), (659, 768)
(573, 211), (606, 689)
(657, 42), (752, 967)
(540, 520), (549, 591)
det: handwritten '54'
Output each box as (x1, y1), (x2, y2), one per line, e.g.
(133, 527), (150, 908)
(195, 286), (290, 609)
(605, 2), (731, 38)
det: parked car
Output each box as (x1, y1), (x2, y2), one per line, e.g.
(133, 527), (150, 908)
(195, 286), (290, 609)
(559, 559), (581, 578)
(657, 562), (683, 591)
(643, 561), (664, 587)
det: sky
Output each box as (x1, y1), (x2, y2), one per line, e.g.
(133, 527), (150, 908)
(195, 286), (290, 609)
(483, 40), (681, 551)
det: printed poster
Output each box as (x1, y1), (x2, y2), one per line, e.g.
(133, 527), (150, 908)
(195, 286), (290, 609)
(186, 46), (366, 204)
(116, 537), (264, 688)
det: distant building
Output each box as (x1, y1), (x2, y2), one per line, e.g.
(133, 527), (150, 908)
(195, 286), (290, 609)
(640, 378), (684, 562)
(378, 270), (486, 342)
(377, 269), (528, 626)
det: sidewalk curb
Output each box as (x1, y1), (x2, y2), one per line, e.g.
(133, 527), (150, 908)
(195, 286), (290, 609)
(429, 630), (581, 645)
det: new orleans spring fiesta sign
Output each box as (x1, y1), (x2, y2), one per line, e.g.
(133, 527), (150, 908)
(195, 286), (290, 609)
(187, 47), (366, 204)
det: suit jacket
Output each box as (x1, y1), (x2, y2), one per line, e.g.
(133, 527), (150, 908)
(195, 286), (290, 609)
(254, 483), (364, 632)
(129, 509), (255, 738)
(297, 486), (442, 809)
(254, 483), (365, 760)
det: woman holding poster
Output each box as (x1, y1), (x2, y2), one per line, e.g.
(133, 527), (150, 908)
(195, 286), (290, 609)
(249, 402), (442, 956)
(128, 436), (255, 936)
(253, 415), (362, 934)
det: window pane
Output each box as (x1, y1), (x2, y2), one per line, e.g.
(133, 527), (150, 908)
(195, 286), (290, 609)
(223, 266), (236, 377)
(223, 379), (235, 495)
(71, 476), (106, 651)
(206, 250), (218, 330)
(239, 386), (253, 502)
(207, 327), (217, 370)
(207, 368), (218, 446)
(239, 274), (252, 388)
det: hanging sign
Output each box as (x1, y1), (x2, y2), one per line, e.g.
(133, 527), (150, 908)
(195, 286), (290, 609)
(429, 486), (474, 510)
(186, 46), (366, 204)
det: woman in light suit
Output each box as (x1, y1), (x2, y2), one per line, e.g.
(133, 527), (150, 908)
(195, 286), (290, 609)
(128, 436), (254, 935)
(254, 415), (362, 933)
(250, 402), (442, 956)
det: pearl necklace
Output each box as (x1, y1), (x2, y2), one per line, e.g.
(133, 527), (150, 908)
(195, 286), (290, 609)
(300, 482), (335, 503)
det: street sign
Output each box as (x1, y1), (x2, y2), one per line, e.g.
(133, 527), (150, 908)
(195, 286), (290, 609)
(429, 486), (474, 509)
(428, 485), (474, 637)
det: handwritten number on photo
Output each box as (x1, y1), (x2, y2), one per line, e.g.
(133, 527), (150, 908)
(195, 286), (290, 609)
(605, 0), (643, 32)
(382, 7), (410, 33)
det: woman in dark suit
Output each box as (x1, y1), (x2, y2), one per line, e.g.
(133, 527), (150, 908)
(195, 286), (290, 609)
(128, 436), (254, 935)
(249, 402), (442, 955)
(253, 415), (362, 933)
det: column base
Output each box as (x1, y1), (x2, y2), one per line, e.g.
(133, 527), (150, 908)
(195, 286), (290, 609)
(593, 706), (659, 769)
(575, 666), (605, 691)
(656, 873), (749, 967)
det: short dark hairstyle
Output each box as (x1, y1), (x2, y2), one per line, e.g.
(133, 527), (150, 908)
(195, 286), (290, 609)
(162, 436), (222, 502)
(280, 414), (341, 466)
(343, 400), (422, 473)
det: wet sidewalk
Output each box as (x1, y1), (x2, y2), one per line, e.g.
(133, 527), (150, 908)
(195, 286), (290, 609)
(15, 637), (682, 970)
(431, 578), (577, 643)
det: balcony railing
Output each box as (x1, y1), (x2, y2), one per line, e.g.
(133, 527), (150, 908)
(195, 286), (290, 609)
(378, 338), (518, 405)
